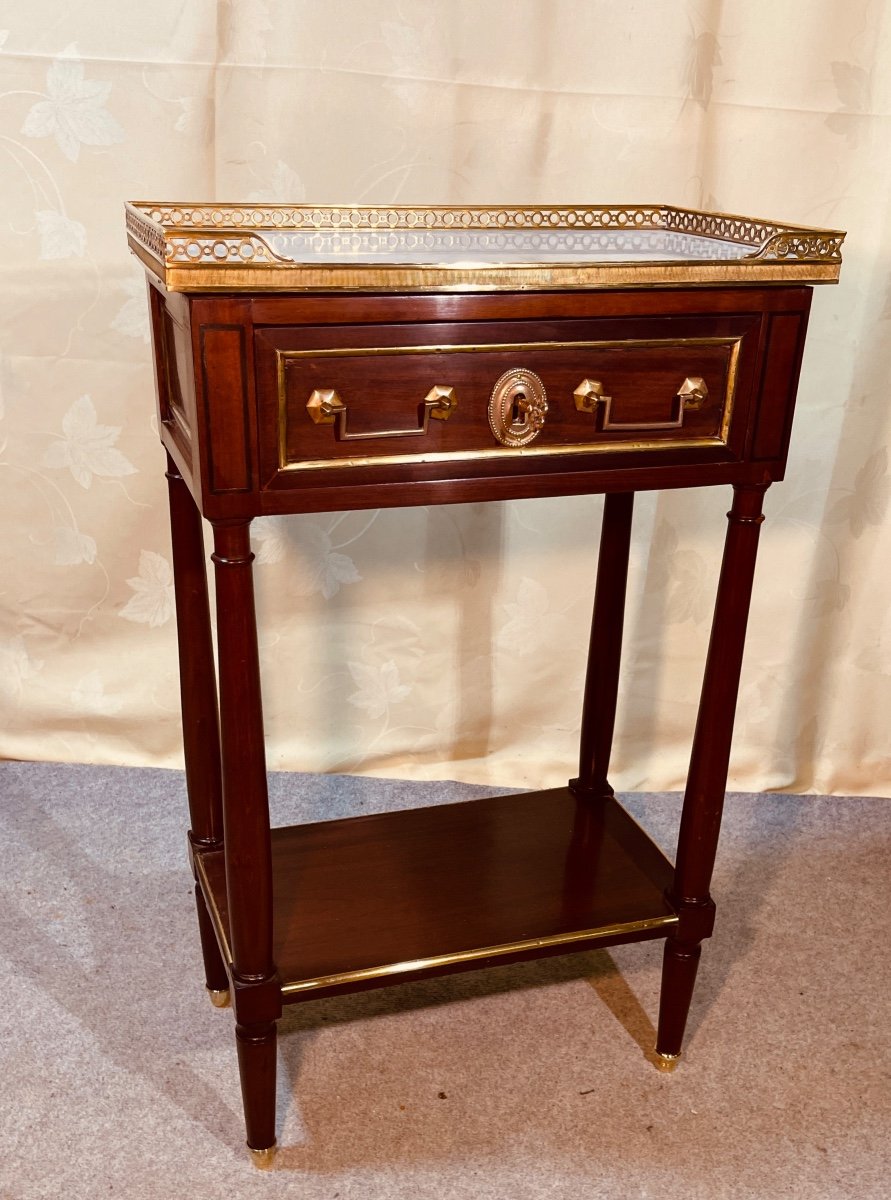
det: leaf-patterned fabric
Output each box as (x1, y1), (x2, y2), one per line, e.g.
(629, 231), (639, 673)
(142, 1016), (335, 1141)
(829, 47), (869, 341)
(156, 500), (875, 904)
(1, 2), (888, 795)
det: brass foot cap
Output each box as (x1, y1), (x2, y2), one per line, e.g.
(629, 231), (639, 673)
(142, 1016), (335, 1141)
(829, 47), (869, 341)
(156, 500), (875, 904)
(208, 988), (230, 1009)
(248, 1144), (277, 1169)
(654, 1052), (681, 1074)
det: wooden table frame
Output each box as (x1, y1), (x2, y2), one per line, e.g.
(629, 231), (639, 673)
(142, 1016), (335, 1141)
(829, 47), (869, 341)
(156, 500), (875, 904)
(146, 277), (822, 1164)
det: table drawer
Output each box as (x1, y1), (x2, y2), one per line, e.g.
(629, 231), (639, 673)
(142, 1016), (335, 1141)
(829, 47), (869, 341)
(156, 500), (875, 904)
(256, 316), (759, 483)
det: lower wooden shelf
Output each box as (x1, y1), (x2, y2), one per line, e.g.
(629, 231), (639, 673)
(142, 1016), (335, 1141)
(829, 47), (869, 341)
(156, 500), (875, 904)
(195, 787), (678, 1003)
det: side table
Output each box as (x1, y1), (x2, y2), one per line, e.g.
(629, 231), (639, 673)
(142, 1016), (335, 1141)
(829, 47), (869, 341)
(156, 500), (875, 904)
(126, 201), (844, 1164)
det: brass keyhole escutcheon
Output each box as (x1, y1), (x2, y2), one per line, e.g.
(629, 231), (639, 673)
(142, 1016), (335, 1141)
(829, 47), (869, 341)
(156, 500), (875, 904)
(488, 368), (548, 447)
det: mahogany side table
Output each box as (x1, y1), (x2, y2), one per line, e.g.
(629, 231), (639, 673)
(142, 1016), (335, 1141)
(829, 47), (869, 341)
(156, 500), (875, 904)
(125, 202), (844, 1165)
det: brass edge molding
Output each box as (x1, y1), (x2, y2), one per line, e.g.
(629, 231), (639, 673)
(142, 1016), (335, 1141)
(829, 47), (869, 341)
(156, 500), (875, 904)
(280, 913), (679, 997)
(278, 435), (729, 473)
(720, 338), (740, 443)
(141, 260), (843, 294)
(275, 337), (743, 357)
(276, 349), (288, 468)
(276, 335), (742, 472)
(194, 853), (234, 970)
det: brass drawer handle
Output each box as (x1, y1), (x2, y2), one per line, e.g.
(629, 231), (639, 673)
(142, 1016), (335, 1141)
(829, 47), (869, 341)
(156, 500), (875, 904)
(574, 375), (708, 431)
(306, 384), (456, 441)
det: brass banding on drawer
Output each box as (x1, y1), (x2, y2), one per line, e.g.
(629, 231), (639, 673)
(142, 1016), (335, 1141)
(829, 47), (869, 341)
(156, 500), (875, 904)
(271, 335), (744, 473)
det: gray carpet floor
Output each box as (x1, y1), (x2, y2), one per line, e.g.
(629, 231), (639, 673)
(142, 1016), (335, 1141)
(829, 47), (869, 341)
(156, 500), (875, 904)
(0, 761), (888, 1199)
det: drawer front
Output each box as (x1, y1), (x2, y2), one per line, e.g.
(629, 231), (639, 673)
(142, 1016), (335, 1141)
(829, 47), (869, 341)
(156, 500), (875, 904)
(256, 316), (758, 485)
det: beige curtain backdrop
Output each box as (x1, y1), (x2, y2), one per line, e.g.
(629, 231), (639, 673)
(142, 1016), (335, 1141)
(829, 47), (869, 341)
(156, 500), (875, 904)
(1, 0), (889, 795)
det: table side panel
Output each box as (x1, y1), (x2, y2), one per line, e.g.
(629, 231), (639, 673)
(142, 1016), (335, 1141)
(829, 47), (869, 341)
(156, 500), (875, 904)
(148, 282), (197, 480)
(752, 303), (812, 461)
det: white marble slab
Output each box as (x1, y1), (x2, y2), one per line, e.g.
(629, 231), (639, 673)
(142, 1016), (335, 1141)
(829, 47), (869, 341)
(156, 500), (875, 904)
(261, 227), (753, 265)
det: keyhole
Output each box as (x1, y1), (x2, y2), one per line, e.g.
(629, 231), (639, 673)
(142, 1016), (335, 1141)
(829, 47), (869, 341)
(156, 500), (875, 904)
(511, 391), (527, 425)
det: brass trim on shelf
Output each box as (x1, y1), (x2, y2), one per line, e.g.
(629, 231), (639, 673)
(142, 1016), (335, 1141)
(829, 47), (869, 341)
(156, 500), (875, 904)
(279, 913), (679, 998)
(276, 336), (741, 472)
(124, 201), (845, 291)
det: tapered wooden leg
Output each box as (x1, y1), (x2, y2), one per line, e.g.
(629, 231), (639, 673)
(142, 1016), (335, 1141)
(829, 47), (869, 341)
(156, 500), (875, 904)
(236, 1021), (278, 1160)
(164, 455), (228, 996)
(211, 519), (280, 1154)
(654, 940), (701, 1069)
(656, 483), (769, 1064)
(571, 491), (635, 799)
(194, 883), (230, 1002)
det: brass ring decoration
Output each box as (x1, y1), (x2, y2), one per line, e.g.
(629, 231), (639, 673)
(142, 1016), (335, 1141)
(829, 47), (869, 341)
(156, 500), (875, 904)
(488, 368), (548, 447)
